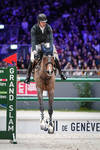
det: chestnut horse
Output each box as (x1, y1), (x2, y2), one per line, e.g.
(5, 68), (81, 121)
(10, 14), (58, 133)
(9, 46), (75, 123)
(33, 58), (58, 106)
(33, 55), (55, 133)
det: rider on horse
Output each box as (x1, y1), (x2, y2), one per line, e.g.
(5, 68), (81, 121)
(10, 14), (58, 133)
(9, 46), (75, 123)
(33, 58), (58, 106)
(25, 13), (66, 84)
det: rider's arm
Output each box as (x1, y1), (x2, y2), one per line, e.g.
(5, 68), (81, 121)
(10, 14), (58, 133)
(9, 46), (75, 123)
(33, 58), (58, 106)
(31, 27), (36, 51)
(48, 25), (53, 47)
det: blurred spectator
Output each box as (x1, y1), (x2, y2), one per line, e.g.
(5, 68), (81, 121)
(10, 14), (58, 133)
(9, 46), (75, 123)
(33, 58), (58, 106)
(21, 18), (29, 33)
(24, 53), (30, 68)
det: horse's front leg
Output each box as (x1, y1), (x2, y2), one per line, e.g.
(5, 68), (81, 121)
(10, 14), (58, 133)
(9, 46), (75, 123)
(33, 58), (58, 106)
(37, 88), (44, 120)
(48, 89), (54, 133)
(37, 88), (46, 130)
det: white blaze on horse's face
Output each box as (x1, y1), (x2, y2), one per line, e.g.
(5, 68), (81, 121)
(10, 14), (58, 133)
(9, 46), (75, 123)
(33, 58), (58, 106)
(45, 56), (54, 76)
(48, 64), (52, 75)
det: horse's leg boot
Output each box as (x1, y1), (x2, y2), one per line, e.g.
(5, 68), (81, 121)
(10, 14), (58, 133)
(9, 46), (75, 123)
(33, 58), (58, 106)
(54, 58), (66, 80)
(24, 61), (33, 84)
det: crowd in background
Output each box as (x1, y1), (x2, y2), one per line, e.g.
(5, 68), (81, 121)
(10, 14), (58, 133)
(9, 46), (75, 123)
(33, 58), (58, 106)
(0, 0), (100, 76)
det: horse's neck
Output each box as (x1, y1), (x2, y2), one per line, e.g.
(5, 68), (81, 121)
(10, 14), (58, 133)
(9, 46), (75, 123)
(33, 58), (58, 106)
(39, 59), (49, 78)
(40, 61), (45, 74)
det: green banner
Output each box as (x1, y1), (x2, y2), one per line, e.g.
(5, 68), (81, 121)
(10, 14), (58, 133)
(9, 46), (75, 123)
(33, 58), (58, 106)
(0, 66), (17, 143)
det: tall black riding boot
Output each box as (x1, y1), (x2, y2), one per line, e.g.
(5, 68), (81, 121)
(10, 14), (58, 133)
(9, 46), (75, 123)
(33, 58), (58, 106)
(24, 61), (33, 84)
(54, 58), (66, 80)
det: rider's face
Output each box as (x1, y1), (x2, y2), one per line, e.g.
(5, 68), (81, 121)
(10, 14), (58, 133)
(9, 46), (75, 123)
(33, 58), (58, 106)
(39, 21), (46, 28)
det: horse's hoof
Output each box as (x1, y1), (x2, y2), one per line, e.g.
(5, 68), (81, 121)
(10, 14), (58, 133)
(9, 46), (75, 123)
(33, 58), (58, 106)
(40, 120), (46, 130)
(44, 127), (48, 131)
(48, 122), (54, 134)
(48, 125), (54, 134)
(40, 119), (48, 131)
(44, 120), (49, 131)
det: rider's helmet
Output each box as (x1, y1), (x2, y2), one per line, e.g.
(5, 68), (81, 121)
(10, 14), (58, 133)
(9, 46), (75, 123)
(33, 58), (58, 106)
(37, 13), (47, 22)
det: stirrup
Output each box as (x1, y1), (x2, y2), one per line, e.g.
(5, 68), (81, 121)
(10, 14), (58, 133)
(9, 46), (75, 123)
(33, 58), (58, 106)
(24, 78), (30, 84)
(60, 72), (67, 80)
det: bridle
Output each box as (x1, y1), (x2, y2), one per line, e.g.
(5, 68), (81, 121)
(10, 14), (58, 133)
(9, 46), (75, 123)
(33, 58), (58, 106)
(44, 56), (54, 76)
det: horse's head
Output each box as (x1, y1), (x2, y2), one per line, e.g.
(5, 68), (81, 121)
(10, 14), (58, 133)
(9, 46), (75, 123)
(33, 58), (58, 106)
(42, 55), (55, 76)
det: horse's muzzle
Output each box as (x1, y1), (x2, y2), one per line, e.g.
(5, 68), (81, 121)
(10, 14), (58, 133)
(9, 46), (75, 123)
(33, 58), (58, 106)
(46, 70), (53, 76)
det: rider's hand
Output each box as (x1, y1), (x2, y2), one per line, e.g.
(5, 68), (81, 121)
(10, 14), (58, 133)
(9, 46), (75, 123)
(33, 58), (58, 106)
(34, 52), (38, 60)
(34, 50), (37, 55)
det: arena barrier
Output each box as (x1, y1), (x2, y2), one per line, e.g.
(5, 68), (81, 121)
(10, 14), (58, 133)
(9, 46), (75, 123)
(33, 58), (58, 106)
(0, 67), (17, 144)
(18, 77), (100, 82)
(17, 77), (100, 102)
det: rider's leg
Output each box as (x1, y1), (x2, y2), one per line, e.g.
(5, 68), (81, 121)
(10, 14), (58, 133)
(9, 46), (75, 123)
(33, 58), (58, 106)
(25, 49), (36, 84)
(54, 57), (66, 80)
(25, 45), (42, 84)
(53, 46), (66, 80)
(24, 61), (36, 84)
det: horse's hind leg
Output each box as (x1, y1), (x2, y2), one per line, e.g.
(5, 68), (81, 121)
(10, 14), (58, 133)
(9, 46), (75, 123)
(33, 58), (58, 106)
(48, 90), (54, 133)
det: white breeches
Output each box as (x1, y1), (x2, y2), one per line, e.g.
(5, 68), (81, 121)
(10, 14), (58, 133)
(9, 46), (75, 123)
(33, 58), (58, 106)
(31, 44), (59, 62)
